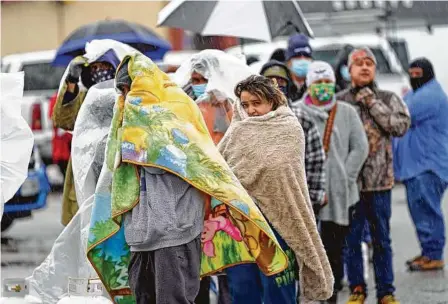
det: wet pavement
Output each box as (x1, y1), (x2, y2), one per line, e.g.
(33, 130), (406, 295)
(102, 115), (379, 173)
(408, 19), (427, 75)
(1, 185), (447, 303)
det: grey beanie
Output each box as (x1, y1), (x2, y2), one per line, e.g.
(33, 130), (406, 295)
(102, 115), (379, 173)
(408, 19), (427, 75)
(347, 47), (377, 68)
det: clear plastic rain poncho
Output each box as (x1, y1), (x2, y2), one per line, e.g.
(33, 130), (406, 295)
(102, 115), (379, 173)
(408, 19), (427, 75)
(172, 49), (254, 144)
(27, 81), (116, 304)
(0, 72), (34, 211)
(56, 39), (138, 93)
(27, 40), (138, 303)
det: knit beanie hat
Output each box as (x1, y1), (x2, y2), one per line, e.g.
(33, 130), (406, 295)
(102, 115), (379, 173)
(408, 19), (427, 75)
(306, 61), (335, 87)
(347, 47), (377, 68)
(260, 60), (290, 82)
(286, 34), (312, 60)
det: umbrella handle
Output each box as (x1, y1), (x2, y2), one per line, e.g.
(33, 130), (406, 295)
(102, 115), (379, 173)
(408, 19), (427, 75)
(275, 21), (301, 37)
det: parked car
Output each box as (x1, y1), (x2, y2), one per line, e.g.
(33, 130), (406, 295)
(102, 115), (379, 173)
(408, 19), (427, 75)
(1, 50), (66, 165)
(1, 147), (51, 232)
(226, 34), (410, 97)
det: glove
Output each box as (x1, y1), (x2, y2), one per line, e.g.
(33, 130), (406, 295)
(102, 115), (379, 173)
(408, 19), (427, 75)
(66, 56), (87, 84)
(355, 87), (375, 105)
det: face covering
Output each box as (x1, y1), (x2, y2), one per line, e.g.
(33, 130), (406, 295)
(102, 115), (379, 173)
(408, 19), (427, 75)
(340, 65), (351, 82)
(192, 84), (207, 98)
(291, 59), (310, 78)
(91, 68), (115, 84)
(279, 86), (288, 97)
(410, 77), (426, 91)
(409, 58), (435, 91)
(309, 83), (335, 103)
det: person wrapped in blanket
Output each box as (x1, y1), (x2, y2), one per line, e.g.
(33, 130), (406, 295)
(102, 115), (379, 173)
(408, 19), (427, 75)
(116, 57), (206, 303)
(52, 40), (128, 226)
(218, 75), (334, 303)
(108, 53), (290, 304)
(260, 60), (326, 218)
(172, 49), (254, 304)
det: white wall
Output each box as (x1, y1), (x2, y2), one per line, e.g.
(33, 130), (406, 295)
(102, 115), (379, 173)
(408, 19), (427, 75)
(396, 26), (448, 93)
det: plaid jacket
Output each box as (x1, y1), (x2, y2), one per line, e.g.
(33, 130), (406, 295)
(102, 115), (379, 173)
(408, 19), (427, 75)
(290, 102), (326, 205)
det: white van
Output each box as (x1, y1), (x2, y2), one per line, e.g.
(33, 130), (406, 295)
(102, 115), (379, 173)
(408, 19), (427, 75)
(1, 50), (66, 165)
(226, 34), (410, 98)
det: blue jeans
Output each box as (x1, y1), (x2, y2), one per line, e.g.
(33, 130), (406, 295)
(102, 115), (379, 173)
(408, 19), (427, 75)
(404, 171), (448, 260)
(225, 229), (296, 304)
(363, 220), (372, 244)
(346, 190), (395, 299)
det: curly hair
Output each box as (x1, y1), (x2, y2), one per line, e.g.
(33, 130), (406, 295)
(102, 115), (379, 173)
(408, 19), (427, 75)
(234, 75), (287, 110)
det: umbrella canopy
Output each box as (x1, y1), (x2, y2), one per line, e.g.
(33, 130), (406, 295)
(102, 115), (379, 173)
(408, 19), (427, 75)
(53, 19), (172, 66)
(0, 72), (34, 211)
(157, 0), (314, 42)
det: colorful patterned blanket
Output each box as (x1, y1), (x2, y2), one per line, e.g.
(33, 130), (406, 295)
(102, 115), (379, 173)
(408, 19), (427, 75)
(86, 53), (289, 303)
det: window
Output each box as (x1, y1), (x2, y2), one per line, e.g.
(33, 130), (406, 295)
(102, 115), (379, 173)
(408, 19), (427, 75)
(22, 62), (66, 91)
(313, 47), (392, 74)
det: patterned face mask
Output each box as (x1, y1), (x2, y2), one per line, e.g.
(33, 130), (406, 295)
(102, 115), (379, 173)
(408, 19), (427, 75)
(91, 68), (115, 84)
(309, 83), (335, 103)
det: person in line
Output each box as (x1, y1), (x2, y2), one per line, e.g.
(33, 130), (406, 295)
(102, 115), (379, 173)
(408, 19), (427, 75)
(52, 43), (121, 226)
(173, 49), (253, 304)
(297, 61), (369, 303)
(394, 58), (448, 271)
(332, 43), (372, 284)
(286, 33), (313, 101)
(333, 44), (355, 93)
(88, 53), (290, 304)
(219, 75), (334, 304)
(48, 92), (72, 177)
(260, 60), (326, 217)
(337, 47), (410, 304)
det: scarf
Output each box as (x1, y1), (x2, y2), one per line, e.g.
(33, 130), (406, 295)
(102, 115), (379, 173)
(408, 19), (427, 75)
(86, 53), (289, 303)
(218, 104), (334, 300)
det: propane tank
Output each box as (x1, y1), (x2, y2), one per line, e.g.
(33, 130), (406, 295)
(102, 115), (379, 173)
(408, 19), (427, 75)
(56, 278), (112, 304)
(0, 278), (41, 304)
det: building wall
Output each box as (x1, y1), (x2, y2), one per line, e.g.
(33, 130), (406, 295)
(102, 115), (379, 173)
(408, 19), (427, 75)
(1, 0), (169, 56)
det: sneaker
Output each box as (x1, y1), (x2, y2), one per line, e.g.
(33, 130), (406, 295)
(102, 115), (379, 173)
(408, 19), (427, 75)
(405, 255), (423, 266)
(346, 286), (366, 304)
(408, 256), (444, 271)
(378, 294), (400, 304)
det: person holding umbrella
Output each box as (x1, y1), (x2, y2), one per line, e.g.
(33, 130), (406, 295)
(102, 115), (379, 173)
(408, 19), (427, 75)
(52, 40), (131, 226)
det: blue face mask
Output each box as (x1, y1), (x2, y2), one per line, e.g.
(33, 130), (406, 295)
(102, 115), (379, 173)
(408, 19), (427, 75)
(192, 84), (207, 98)
(291, 59), (310, 78)
(340, 65), (351, 82)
